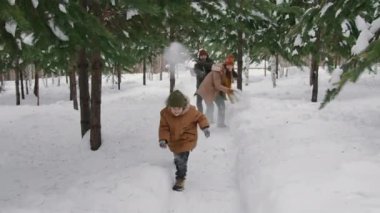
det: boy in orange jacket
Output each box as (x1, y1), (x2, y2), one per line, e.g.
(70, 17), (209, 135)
(158, 90), (210, 191)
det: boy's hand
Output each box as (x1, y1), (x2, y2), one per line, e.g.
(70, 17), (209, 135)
(159, 140), (167, 149)
(203, 128), (210, 138)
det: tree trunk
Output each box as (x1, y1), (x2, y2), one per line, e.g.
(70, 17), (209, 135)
(57, 70), (61, 86)
(90, 50), (103, 151)
(15, 67), (21, 105)
(310, 55), (319, 102)
(310, 29), (321, 103)
(143, 58), (146, 86)
(117, 63), (121, 90)
(159, 55), (163, 81)
(264, 59), (267, 77)
(20, 67), (25, 99)
(65, 72), (69, 84)
(77, 48), (91, 137)
(25, 74), (29, 95)
(275, 54), (279, 79)
(0, 72), (4, 92)
(169, 64), (175, 93)
(270, 56), (277, 88)
(33, 64), (40, 106)
(237, 30), (243, 90)
(69, 59), (79, 110)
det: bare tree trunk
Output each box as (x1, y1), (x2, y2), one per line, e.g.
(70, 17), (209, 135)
(44, 72), (48, 87)
(77, 48), (91, 137)
(159, 55), (163, 81)
(33, 64), (40, 106)
(264, 59), (267, 77)
(15, 67), (21, 105)
(90, 50), (103, 151)
(69, 59), (79, 110)
(57, 70), (61, 86)
(111, 65), (115, 88)
(20, 67), (25, 99)
(143, 58), (146, 86)
(311, 30), (321, 103)
(270, 56), (277, 88)
(117, 63), (121, 90)
(275, 54), (279, 79)
(237, 30), (243, 90)
(51, 72), (55, 85)
(0, 72), (4, 92)
(24, 67), (30, 95)
(169, 64), (175, 93)
(65, 72), (69, 84)
(310, 55), (319, 102)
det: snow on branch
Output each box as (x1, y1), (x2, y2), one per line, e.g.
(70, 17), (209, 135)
(48, 19), (69, 41)
(5, 19), (17, 37)
(126, 9), (139, 20)
(351, 16), (379, 55)
(32, 0), (39, 8)
(320, 2), (333, 17)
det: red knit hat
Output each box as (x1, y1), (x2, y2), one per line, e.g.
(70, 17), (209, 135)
(224, 54), (235, 65)
(199, 49), (208, 57)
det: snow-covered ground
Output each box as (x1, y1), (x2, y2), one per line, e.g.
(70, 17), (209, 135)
(1, 67), (379, 213)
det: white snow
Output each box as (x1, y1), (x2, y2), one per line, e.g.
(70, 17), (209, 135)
(335, 9), (342, 17)
(355, 16), (369, 31)
(328, 66), (343, 87)
(320, 2), (333, 17)
(294, 34), (303, 47)
(21, 32), (35, 46)
(5, 19), (17, 37)
(191, 2), (204, 14)
(31, 0), (39, 8)
(370, 17), (380, 34)
(351, 17), (379, 55)
(126, 9), (139, 20)
(351, 29), (372, 55)
(7, 0), (15, 5)
(163, 42), (190, 65)
(1, 67), (380, 213)
(59, 4), (67, 14)
(122, 30), (129, 38)
(341, 20), (350, 37)
(47, 19), (69, 41)
(308, 28), (316, 37)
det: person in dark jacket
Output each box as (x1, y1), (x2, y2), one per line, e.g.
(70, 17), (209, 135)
(193, 49), (214, 113)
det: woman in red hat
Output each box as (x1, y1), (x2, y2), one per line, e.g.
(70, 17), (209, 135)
(196, 54), (235, 127)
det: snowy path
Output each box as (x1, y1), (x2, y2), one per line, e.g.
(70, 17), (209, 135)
(1, 69), (380, 213)
(99, 72), (245, 213)
(162, 74), (244, 213)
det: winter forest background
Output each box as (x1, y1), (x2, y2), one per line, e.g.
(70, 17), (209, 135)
(1, 0), (380, 213)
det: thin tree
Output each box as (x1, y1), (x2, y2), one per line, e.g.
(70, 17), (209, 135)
(90, 50), (103, 151)
(77, 49), (91, 137)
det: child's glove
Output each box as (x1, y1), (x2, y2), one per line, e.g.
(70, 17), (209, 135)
(203, 128), (210, 138)
(159, 140), (167, 149)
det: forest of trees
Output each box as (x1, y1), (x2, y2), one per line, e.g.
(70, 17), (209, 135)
(1, 0), (379, 150)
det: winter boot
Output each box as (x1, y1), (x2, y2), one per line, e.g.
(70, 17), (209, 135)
(172, 178), (185, 191)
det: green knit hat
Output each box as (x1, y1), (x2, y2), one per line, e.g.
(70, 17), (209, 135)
(166, 90), (188, 108)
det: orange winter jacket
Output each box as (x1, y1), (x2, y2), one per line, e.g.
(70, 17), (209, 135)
(159, 105), (209, 154)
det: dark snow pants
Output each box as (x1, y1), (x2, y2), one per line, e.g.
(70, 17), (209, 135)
(174, 151), (190, 180)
